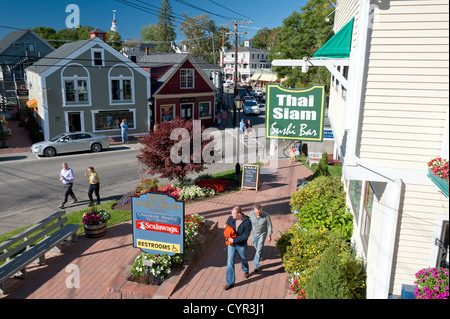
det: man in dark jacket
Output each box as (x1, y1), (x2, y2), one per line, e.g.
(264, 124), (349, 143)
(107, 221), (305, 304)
(224, 206), (252, 290)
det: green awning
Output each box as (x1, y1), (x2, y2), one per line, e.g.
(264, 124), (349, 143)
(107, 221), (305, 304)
(313, 18), (354, 59)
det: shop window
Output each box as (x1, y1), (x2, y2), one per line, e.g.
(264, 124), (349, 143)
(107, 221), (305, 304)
(362, 182), (374, 243)
(349, 179), (362, 223)
(93, 109), (134, 131)
(161, 104), (175, 122)
(199, 102), (211, 119)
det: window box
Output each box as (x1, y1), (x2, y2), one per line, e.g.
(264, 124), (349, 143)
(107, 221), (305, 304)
(427, 167), (449, 198)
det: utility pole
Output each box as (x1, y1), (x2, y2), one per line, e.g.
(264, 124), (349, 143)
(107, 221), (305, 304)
(221, 20), (252, 126)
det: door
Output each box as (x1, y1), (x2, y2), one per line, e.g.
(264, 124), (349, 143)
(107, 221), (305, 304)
(67, 112), (82, 133)
(72, 133), (91, 152)
(180, 104), (193, 120)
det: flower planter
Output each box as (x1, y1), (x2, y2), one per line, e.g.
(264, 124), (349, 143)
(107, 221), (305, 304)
(84, 223), (107, 238)
(427, 168), (449, 198)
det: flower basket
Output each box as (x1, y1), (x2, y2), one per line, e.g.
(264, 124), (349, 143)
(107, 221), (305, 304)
(84, 223), (107, 238)
(427, 167), (449, 198)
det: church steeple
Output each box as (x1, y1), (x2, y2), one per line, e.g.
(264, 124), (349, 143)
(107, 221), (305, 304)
(111, 10), (118, 32)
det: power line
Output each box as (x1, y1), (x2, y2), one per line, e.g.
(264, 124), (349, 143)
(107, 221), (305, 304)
(207, 0), (251, 20)
(173, 0), (237, 20)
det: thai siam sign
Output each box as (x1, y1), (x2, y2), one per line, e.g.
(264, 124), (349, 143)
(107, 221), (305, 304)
(266, 84), (327, 142)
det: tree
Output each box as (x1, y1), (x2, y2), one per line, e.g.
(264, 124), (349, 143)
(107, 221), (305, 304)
(140, 23), (160, 43)
(251, 27), (280, 51)
(156, 0), (176, 52)
(270, 0), (335, 88)
(137, 118), (215, 183)
(180, 14), (231, 64)
(106, 30), (122, 51)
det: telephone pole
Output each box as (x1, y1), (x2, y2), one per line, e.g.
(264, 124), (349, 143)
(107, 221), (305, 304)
(221, 19), (252, 126)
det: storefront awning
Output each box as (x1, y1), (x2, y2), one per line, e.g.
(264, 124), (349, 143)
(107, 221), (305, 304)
(313, 18), (354, 59)
(251, 73), (261, 81)
(26, 98), (37, 109)
(259, 74), (275, 82)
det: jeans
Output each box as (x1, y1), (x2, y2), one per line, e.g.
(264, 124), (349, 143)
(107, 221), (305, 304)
(121, 130), (128, 142)
(226, 244), (249, 285)
(251, 233), (266, 269)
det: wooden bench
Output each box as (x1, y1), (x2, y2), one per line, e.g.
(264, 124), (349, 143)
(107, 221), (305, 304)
(0, 210), (79, 294)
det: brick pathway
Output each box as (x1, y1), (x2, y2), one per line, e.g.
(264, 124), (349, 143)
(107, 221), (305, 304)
(1, 160), (311, 299)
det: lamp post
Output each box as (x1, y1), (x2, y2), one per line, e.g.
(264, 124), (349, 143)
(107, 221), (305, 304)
(234, 96), (244, 176)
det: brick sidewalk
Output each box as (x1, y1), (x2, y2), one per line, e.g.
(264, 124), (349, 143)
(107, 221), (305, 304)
(1, 160), (311, 299)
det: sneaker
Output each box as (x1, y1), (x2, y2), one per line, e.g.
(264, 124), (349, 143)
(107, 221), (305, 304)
(71, 200), (78, 204)
(244, 272), (250, 278)
(254, 268), (259, 273)
(58, 205), (65, 209)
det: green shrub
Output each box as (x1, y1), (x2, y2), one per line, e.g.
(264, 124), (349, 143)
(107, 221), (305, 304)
(275, 229), (294, 259)
(290, 176), (353, 240)
(136, 178), (159, 194)
(311, 151), (329, 179)
(305, 245), (366, 299)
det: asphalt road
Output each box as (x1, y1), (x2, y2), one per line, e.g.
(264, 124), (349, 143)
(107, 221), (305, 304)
(0, 98), (334, 235)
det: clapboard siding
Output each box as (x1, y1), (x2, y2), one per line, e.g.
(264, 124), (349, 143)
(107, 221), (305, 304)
(343, 0), (450, 297)
(391, 183), (449, 294)
(359, 0), (449, 169)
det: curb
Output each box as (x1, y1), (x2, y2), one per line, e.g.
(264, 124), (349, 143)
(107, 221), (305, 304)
(104, 220), (218, 299)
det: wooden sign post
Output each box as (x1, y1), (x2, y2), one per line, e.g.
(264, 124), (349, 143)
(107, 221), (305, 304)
(241, 164), (260, 191)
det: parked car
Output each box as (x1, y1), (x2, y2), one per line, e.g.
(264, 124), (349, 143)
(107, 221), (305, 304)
(243, 100), (261, 115)
(254, 89), (264, 97)
(31, 132), (110, 157)
(237, 88), (248, 98)
(244, 95), (256, 102)
(224, 80), (234, 88)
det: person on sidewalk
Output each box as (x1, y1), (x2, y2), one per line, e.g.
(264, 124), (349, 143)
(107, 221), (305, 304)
(224, 206), (252, 290)
(59, 162), (77, 209)
(239, 119), (246, 139)
(246, 119), (253, 139)
(120, 119), (129, 143)
(85, 166), (100, 206)
(249, 204), (273, 272)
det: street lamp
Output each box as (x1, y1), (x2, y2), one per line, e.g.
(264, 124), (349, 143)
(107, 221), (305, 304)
(234, 96), (244, 176)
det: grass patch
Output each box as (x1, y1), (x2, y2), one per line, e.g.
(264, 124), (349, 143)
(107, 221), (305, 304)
(0, 200), (131, 244)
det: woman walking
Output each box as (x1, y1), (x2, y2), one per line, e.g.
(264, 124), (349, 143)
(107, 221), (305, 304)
(85, 166), (100, 206)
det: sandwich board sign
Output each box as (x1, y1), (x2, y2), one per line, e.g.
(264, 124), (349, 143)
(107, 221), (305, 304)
(132, 192), (184, 256)
(241, 164), (260, 191)
(266, 84), (327, 142)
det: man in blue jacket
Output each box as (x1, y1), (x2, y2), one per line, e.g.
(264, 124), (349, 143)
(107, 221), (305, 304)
(224, 206), (252, 290)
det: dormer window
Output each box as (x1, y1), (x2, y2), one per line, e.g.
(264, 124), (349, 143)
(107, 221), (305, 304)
(91, 48), (104, 67)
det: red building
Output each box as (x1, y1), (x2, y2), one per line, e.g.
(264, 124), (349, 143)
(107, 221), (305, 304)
(138, 53), (218, 127)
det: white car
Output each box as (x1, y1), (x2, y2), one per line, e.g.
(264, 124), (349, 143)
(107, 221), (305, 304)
(243, 100), (261, 115)
(31, 132), (110, 157)
(254, 89), (264, 97)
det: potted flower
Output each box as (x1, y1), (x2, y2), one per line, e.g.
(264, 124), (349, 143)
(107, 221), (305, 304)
(82, 208), (111, 238)
(427, 158), (449, 197)
(414, 267), (449, 299)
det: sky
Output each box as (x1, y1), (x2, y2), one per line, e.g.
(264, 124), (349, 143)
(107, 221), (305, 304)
(0, 0), (308, 44)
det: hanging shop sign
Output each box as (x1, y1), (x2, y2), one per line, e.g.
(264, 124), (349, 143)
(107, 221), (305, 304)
(265, 84), (326, 142)
(132, 192), (184, 256)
